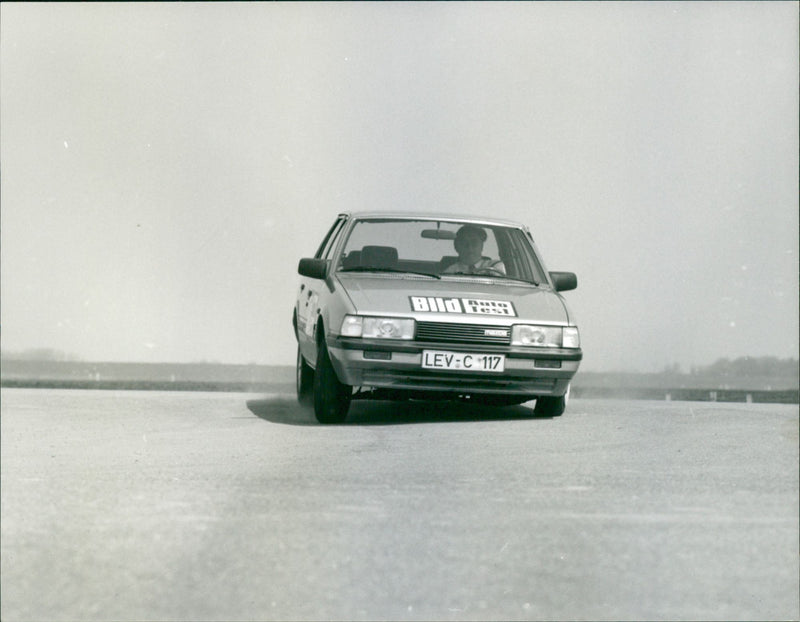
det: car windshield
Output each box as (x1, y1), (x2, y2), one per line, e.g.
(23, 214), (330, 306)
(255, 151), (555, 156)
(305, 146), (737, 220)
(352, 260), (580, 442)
(335, 218), (546, 284)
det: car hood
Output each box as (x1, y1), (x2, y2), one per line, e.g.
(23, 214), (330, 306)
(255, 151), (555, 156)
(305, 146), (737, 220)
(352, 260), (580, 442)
(337, 275), (572, 324)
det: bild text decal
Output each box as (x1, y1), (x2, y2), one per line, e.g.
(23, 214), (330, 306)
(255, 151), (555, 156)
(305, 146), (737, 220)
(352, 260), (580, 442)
(409, 296), (516, 317)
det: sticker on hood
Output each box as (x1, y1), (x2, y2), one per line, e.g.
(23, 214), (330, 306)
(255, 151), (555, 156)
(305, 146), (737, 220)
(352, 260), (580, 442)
(410, 296), (516, 317)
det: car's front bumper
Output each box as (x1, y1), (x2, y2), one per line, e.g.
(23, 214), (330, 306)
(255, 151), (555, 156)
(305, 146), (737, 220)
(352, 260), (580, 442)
(328, 335), (582, 397)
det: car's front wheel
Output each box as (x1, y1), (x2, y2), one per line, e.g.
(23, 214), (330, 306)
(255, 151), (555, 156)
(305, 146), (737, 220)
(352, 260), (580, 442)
(313, 341), (351, 424)
(533, 384), (570, 417)
(296, 346), (314, 405)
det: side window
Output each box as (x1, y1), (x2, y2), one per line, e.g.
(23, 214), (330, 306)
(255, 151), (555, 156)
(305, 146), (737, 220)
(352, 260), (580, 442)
(496, 228), (545, 283)
(483, 228), (500, 261)
(315, 217), (347, 259)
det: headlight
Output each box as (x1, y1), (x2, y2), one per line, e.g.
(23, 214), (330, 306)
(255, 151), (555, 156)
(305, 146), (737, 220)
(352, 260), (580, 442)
(512, 325), (580, 348)
(364, 317), (415, 339)
(340, 315), (415, 340)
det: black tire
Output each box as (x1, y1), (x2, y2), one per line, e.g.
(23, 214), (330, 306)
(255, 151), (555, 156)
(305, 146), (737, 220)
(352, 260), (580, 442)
(296, 346), (314, 406)
(533, 385), (570, 417)
(313, 341), (351, 424)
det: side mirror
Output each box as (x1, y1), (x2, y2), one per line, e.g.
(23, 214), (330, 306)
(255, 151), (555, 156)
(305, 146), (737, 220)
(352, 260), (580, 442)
(549, 271), (577, 292)
(298, 258), (327, 279)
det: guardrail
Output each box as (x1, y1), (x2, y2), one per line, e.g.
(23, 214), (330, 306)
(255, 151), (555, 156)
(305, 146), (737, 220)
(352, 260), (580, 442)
(571, 386), (799, 404)
(0, 379), (295, 394)
(2, 378), (798, 404)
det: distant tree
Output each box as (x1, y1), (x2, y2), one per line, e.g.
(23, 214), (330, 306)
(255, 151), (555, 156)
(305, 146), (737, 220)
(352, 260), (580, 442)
(662, 362), (682, 374)
(702, 356), (798, 378)
(1, 348), (80, 362)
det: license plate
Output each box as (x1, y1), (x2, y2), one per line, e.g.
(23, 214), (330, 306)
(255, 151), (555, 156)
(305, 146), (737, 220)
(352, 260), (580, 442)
(421, 350), (505, 373)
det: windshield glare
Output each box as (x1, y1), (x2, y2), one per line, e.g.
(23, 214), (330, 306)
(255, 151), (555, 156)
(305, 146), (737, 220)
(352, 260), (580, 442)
(336, 219), (545, 283)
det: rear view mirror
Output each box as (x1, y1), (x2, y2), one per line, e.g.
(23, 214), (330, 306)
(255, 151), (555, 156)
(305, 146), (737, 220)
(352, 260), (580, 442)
(421, 229), (456, 240)
(298, 258), (327, 279)
(549, 271), (577, 292)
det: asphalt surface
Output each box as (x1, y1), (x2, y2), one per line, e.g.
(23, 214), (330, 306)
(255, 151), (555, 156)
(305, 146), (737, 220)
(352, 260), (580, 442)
(2, 388), (797, 621)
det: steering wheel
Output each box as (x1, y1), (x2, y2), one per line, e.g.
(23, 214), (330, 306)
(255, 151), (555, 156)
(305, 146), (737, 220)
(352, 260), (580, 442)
(474, 260), (505, 276)
(473, 267), (502, 276)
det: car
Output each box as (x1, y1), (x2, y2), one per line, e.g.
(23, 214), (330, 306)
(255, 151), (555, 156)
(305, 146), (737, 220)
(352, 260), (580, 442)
(293, 212), (582, 423)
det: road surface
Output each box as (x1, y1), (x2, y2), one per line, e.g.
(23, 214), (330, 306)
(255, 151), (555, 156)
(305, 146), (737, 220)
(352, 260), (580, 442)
(2, 388), (797, 620)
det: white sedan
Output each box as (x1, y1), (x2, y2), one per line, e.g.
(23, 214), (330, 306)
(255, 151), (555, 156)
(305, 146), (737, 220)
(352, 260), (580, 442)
(293, 212), (582, 423)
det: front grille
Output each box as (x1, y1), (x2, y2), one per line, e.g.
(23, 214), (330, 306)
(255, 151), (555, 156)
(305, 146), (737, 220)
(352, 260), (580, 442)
(361, 369), (557, 393)
(415, 321), (511, 345)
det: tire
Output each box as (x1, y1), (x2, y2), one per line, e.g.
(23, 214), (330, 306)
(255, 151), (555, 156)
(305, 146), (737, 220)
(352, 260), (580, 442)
(313, 341), (351, 424)
(533, 384), (570, 417)
(296, 346), (314, 406)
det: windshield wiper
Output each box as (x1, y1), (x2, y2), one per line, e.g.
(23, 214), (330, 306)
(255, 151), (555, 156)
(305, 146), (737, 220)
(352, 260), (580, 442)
(443, 270), (537, 285)
(339, 267), (441, 279)
(492, 274), (539, 285)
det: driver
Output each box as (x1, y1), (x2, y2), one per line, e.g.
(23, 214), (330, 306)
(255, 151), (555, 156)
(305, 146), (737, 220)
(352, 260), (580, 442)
(443, 225), (505, 275)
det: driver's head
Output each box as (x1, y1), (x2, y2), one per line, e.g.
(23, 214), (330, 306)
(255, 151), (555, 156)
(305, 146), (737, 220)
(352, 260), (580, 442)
(454, 225), (487, 264)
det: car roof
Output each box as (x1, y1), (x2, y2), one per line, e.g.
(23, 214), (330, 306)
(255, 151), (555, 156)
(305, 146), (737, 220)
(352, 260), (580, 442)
(340, 211), (528, 229)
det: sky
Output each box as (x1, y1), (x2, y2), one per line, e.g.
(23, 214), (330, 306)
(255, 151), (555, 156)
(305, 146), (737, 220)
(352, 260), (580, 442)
(1, 1), (797, 373)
